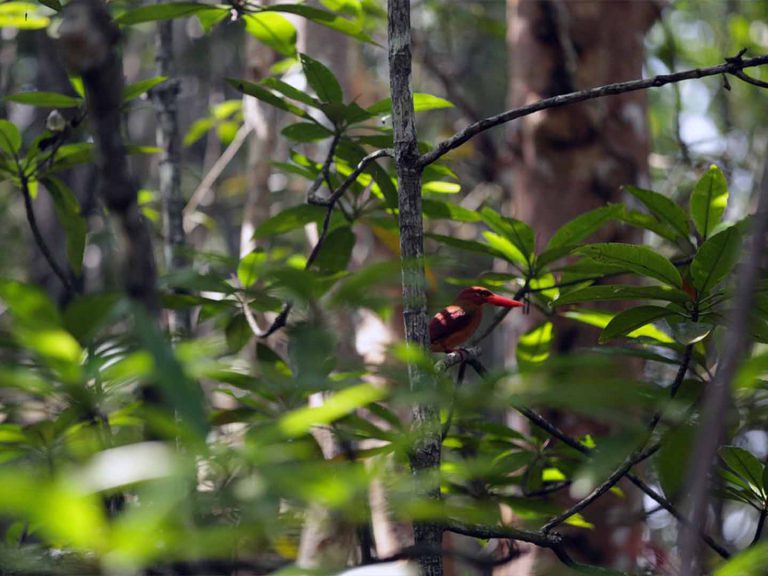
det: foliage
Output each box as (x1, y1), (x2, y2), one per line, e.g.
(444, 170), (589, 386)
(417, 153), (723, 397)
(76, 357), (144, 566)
(0, 1), (765, 575)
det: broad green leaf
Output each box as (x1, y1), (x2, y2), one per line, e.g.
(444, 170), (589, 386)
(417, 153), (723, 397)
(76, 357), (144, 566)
(122, 76), (167, 103)
(5, 91), (82, 108)
(690, 225), (742, 295)
(545, 205), (622, 251)
(63, 293), (121, 343)
(312, 226), (355, 274)
(618, 209), (683, 244)
(281, 122), (334, 142)
(264, 4), (376, 44)
(625, 185), (690, 242)
(115, 2), (220, 25)
(600, 305), (674, 343)
(480, 207), (535, 265)
(690, 164), (728, 240)
(300, 53), (343, 104)
(196, 7), (229, 31)
(428, 233), (506, 261)
(39, 0), (62, 10)
(517, 321), (553, 372)
(482, 231), (527, 269)
(183, 117), (215, 146)
(422, 181), (460, 194)
(667, 320), (713, 345)
(43, 177), (86, 275)
(576, 243), (682, 288)
(562, 309), (674, 343)
(261, 78), (321, 108)
(226, 78), (306, 117)
(237, 251), (267, 288)
(253, 205), (325, 239)
(279, 383), (386, 437)
(133, 306), (208, 440)
(422, 199), (481, 222)
(555, 285), (689, 307)
(367, 92), (454, 115)
(653, 421), (693, 500)
(0, 2), (49, 29)
(0, 120), (21, 156)
(720, 445), (765, 498)
(243, 13), (297, 57)
(715, 543), (768, 576)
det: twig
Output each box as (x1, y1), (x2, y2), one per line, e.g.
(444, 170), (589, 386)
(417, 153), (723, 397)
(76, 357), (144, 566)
(444, 518), (562, 549)
(19, 173), (75, 296)
(183, 122), (253, 231)
(462, 355), (729, 557)
(752, 508), (767, 546)
(238, 148), (392, 339)
(419, 53), (768, 167)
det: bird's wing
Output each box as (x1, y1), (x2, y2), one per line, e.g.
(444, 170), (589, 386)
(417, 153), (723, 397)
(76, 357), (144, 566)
(429, 305), (475, 349)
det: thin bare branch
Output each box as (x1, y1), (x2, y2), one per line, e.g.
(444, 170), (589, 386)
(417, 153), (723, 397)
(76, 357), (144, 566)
(419, 53), (768, 168)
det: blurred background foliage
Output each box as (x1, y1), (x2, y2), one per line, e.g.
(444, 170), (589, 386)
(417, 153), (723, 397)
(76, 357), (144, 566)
(0, 0), (767, 575)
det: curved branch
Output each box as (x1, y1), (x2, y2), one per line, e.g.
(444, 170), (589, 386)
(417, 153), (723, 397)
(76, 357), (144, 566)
(419, 53), (768, 167)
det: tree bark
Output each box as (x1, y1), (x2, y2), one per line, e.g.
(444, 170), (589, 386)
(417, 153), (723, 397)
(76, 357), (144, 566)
(388, 1), (442, 574)
(501, 0), (659, 572)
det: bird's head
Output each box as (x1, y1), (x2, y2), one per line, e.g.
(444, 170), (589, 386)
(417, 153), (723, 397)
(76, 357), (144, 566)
(455, 286), (524, 308)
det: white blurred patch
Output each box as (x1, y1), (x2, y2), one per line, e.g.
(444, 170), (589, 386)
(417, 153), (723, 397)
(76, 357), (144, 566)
(78, 442), (177, 492)
(337, 561), (417, 576)
(355, 310), (393, 364)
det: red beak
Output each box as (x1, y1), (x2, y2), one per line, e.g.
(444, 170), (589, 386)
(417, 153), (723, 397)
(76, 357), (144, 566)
(485, 294), (524, 308)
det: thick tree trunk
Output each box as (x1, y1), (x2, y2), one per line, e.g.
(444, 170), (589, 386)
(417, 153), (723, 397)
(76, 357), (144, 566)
(501, 0), (659, 572)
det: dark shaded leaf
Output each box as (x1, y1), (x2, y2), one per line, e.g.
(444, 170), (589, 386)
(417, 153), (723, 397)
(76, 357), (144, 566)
(576, 243), (682, 288)
(690, 164), (728, 240)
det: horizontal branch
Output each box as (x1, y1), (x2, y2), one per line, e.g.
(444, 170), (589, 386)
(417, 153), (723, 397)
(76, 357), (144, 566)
(419, 52), (768, 167)
(445, 519), (562, 549)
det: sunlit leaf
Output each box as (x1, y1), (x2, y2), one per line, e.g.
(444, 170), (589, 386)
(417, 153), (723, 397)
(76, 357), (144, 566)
(5, 91), (82, 108)
(243, 13), (297, 56)
(690, 164), (728, 240)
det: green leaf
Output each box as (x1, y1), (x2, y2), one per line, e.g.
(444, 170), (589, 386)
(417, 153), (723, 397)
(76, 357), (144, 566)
(367, 92), (454, 115)
(654, 422), (695, 500)
(428, 233), (506, 261)
(667, 320), (713, 345)
(264, 4), (375, 44)
(690, 164), (728, 240)
(599, 305), (674, 343)
(0, 2), (49, 29)
(133, 306), (208, 440)
(122, 76), (167, 103)
(39, 0), (62, 10)
(281, 122), (334, 142)
(226, 78), (306, 117)
(576, 243), (683, 288)
(720, 445), (765, 499)
(715, 543), (768, 576)
(422, 181), (460, 194)
(555, 285), (689, 307)
(279, 383), (386, 437)
(63, 293), (121, 343)
(0, 119), (21, 156)
(5, 91), (82, 108)
(562, 309), (674, 344)
(422, 199), (481, 223)
(300, 53), (343, 104)
(545, 205), (622, 251)
(237, 251), (267, 288)
(42, 177), (87, 275)
(690, 225), (742, 295)
(261, 78), (321, 108)
(480, 207), (535, 266)
(312, 226), (355, 274)
(517, 322), (553, 372)
(115, 2), (220, 25)
(243, 13), (297, 57)
(254, 205), (325, 239)
(625, 185), (690, 242)
(482, 231), (527, 269)
(618, 209), (683, 244)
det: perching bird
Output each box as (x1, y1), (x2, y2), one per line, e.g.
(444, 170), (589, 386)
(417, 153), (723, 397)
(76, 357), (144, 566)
(429, 286), (524, 353)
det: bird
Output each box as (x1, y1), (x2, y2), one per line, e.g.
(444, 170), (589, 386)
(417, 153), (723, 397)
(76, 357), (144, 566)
(429, 286), (524, 353)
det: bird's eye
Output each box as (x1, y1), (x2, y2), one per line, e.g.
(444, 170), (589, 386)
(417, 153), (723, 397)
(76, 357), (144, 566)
(481, 290), (491, 297)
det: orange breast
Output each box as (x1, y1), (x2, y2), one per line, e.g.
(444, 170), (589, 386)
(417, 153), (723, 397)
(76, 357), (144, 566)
(429, 305), (482, 352)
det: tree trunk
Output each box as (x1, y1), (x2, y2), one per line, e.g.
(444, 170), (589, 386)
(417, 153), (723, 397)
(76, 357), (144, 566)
(500, 0), (659, 572)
